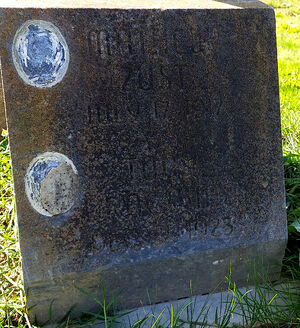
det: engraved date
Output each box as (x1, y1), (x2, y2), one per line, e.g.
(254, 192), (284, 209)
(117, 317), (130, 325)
(188, 215), (234, 240)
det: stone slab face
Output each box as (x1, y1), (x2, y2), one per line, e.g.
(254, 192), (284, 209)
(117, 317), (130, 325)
(0, 0), (287, 323)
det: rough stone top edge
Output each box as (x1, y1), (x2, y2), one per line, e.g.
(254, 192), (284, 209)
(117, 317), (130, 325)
(0, 0), (271, 9)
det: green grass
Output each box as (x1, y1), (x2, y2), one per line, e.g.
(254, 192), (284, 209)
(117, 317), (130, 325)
(31, 273), (300, 328)
(0, 0), (300, 326)
(0, 132), (27, 327)
(0, 132), (25, 327)
(266, 0), (300, 153)
(283, 153), (300, 276)
(264, 0), (300, 276)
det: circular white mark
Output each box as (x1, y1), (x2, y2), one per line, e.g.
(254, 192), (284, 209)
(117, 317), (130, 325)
(12, 20), (69, 88)
(25, 152), (79, 217)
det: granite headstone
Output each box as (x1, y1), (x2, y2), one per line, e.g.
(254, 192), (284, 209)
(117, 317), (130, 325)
(0, 0), (287, 323)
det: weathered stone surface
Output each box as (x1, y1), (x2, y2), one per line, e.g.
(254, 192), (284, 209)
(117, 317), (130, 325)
(0, 0), (287, 323)
(0, 68), (6, 131)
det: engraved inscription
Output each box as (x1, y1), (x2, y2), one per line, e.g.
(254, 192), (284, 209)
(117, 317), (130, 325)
(128, 157), (169, 180)
(83, 62), (187, 92)
(88, 29), (144, 58)
(121, 64), (185, 91)
(88, 101), (120, 124)
(126, 156), (225, 207)
(82, 21), (230, 252)
(153, 100), (169, 119)
(138, 64), (153, 91)
(87, 26), (212, 58)
(86, 97), (171, 124)
(211, 217), (234, 237)
(88, 30), (113, 58)
(102, 190), (234, 238)
(85, 90), (220, 126)
(118, 30), (133, 56)
(173, 28), (204, 55)
(187, 216), (234, 240)
(189, 216), (208, 240)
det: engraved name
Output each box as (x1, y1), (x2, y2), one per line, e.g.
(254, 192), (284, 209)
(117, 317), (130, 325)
(88, 29), (145, 58)
(87, 27), (216, 58)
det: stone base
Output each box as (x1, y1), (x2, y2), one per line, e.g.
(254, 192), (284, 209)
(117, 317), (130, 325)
(27, 240), (286, 324)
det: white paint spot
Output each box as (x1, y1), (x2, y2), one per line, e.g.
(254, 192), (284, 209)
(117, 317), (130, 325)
(12, 20), (69, 88)
(25, 152), (79, 217)
(213, 259), (224, 265)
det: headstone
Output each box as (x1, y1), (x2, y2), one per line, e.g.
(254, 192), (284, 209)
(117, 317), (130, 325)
(0, 0), (287, 323)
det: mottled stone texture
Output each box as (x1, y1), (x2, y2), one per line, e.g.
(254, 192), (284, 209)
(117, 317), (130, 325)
(0, 1), (287, 323)
(0, 70), (6, 131)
